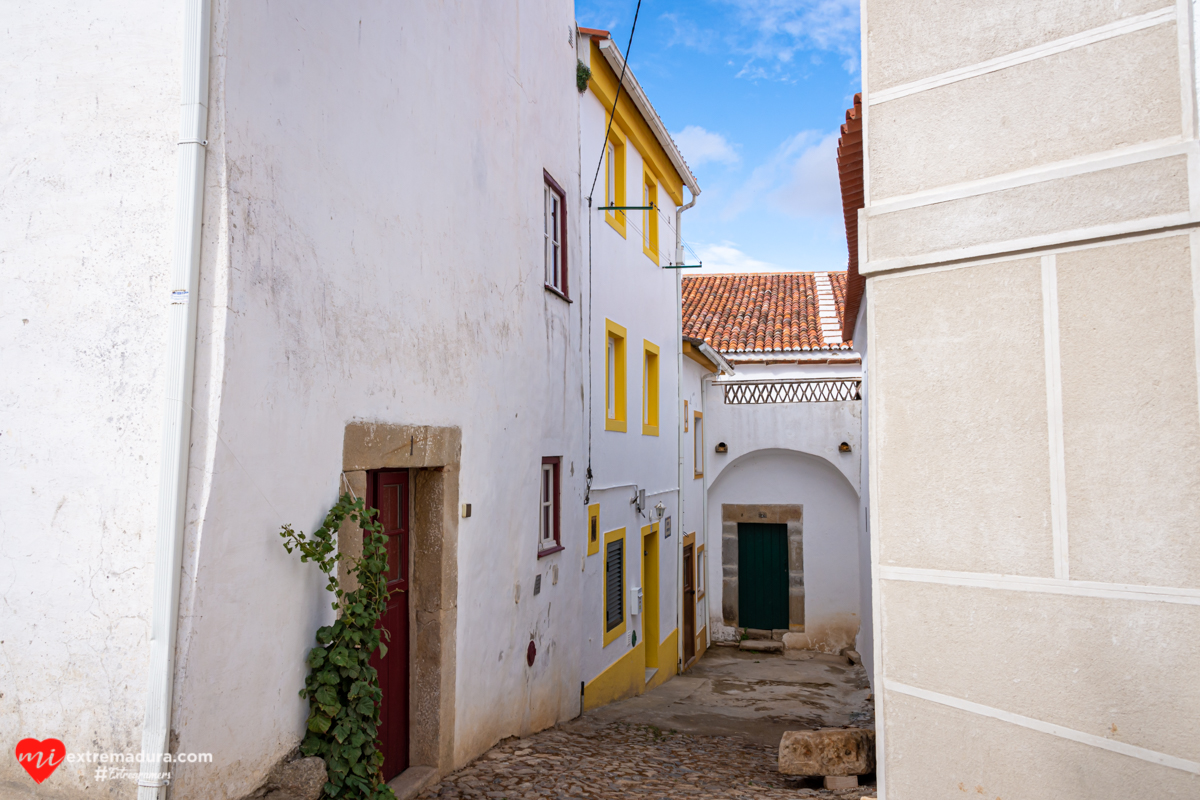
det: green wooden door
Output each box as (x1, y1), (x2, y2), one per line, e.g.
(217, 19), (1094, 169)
(737, 523), (789, 630)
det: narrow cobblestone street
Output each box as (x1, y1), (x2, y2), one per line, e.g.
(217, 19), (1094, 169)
(415, 721), (875, 800)
(417, 647), (876, 800)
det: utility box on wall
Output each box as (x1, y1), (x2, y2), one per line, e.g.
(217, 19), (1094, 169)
(629, 585), (642, 616)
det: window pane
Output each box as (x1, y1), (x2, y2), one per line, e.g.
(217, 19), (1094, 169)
(644, 353), (649, 424)
(606, 143), (615, 206)
(643, 184), (649, 248)
(607, 337), (615, 418)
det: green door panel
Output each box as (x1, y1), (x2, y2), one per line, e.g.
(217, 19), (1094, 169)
(737, 522), (789, 630)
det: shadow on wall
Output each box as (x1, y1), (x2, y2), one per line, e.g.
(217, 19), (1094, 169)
(708, 448), (861, 654)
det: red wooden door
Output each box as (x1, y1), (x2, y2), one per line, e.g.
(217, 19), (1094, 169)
(368, 470), (409, 781)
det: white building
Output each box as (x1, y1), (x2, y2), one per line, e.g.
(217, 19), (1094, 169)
(575, 28), (702, 709)
(681, 273), (866, 655)
(1, 5), (699, 799)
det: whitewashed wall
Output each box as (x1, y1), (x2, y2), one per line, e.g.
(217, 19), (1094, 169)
(164, 3), (588, 797)
(578, 50), (684, 687)
(703, 361), (863, 652)
(852, 302), (874, 682)
(680, 355), (712, 643)
(0, 3), (181, 798)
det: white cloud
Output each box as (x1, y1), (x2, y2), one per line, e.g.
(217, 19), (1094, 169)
(725, 0), (860, 78)
(720, 129), (841, 221)
(693, 241), (783, 273)
(672, 125), (740, 167)
(768, 131), (841, 217)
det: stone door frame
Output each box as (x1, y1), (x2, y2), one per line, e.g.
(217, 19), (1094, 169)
(340, 422), (460, 778)
(721, 504), (804, 630)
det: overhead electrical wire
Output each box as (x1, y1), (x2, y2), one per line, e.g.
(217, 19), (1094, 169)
(586, 0), (644, 505)
(586, 0), (643, 205)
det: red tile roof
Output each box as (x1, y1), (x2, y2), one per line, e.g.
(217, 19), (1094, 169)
(838, 94), (865, 342)
(681, 272), (851, 354)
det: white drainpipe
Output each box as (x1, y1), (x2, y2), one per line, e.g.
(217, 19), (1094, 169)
(138, 1), (211, 797)
(675, 192), (696, 668)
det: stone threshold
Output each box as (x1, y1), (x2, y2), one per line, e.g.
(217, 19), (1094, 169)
(387, 765), (438, 800)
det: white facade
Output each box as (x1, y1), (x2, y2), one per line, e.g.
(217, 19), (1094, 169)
(699, 357), (864, 654)
(1, 4), (180, 797)
(0, 3), (663, 798)
(576, 30), (700, 708)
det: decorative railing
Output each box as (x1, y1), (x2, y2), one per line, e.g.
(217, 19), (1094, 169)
(722, 378), (862, 404)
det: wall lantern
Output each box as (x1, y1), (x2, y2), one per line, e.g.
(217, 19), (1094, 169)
(839, 442), (852, 453)
(715, 442), (728, 453)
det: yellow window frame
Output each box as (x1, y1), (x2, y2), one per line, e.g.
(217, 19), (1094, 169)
(641, 173), (659, 264)
(605, 319), (627, 432)
(602, 527), (628, 647)
(604, 131), (627, 238)
(587, 503), (600, 556)
(642, 340), (659, 436)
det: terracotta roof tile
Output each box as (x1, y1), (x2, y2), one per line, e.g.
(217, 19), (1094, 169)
(838, 94), (865, 342)
(681, 272), (852, 354)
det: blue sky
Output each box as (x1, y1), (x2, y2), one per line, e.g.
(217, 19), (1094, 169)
(575, 0), (861, 274)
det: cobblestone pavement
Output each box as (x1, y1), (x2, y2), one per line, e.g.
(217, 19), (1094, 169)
(416, 722), (876, 800)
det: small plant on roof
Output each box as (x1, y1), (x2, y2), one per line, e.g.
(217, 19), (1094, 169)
(576, 60), (592, 92)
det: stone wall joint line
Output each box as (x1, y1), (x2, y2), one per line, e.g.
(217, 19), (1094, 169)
(884, 680), (1200, 775)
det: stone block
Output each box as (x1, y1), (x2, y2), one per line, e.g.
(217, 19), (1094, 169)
(782, 632), (809, 650)
(745, 628), (772, 640)
(252, 755), (327, 800)
(778, 728), (876, 776)
(824, 775), (858, 790)
(842, 648), (862, 666)
(739, 639), (783, 653)
(387, 765), (439, 800)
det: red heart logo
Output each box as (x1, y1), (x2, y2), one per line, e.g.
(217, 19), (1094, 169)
(15, 738), (65, 784)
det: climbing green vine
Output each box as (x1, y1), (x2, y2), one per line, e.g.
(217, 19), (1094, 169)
(280, 492), (397, 800)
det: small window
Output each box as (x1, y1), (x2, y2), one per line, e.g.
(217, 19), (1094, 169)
(587, 503), (600, 556)
(693, 411), (704, 478)
(604, 135), (626, 237)
(642, 340), (659, 436)
(603, 528), (627, 645)
(544, 170), (568, 299)
(538, 457), (562, 556)
(642, 175), (658, 264)
(605, 319), (627, 432)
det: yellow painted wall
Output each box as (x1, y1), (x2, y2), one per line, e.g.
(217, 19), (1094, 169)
(588, 40), (685, 205)
(646, 628), (679, 692)
(583, 641), (645, 711)
(583, 628), (681, 710)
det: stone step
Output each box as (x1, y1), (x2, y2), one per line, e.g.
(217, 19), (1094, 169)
(739, 639), (784, 653)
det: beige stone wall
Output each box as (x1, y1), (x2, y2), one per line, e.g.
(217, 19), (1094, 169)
(864, 2), (1200, 796)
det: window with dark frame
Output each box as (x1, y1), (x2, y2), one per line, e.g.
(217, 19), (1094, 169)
(544, 171), (568, 299)
(538, 456), (562, 556)
(605, 537), (624, 631)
